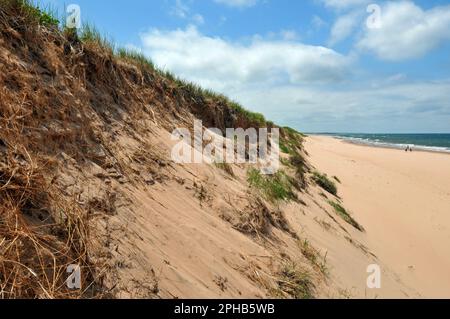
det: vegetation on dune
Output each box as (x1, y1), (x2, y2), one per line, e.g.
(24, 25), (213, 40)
(247, 168), (297, 203)
(289, 153), (308, 190)
(0, 0), (108, 299)
(279, 127), (305, 155)
(64, 18), (266, 129)
(275, 262), (315, 299)
(333, 176), (341, 184)
(0, 0), (268, 131)
(328, 201), (364, 232)
(80, 23), (116, 53)
(312, 172), (337, 196)
(299, 239), (328, 276)
(8, 0), (60, 26)
(214, 162), (235, 177)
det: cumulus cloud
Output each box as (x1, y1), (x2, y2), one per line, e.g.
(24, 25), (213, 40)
(328, 10), (363, 46)
(139, 26), (352, 91)
(236, 80), (450, 132)
(357, 1), (450, 61)
(214, 0), (258, 8)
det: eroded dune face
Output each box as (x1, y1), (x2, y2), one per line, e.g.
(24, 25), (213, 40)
(0, 1), (421, 299)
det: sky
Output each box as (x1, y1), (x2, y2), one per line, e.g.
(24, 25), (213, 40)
(39, 0), (450, 133)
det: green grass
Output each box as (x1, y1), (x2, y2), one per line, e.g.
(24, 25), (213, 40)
(328, 201), (364, 232)
(312, 172), (337, 196)
(279, 126), (304, 155)
(116, 47), (155, 70)
(247, 168), (296, 203)
(115, 43), (267, 128)
(4, 0), (59, 26)
(279, 141), (291, 154)
(228, 101), (266, 126)
(299, 239), (328, 276)
(288, 153), (308, 190)
(80, 23), (115, 52)
(276, 262), (315, 299)
(333, 176), (342, 184)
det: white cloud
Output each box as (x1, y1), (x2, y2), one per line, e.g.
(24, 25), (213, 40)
(170, 0), (205, 25)
(171, 0), (189, 19)
(311, 15), (327, 30)
(236, 80), (450, 132)
(214, 0), (258, 8)
(139, 25), (352, 91)
(320, 0), (369, 10)
(328, 10), (362, 46)
(357, 1), (450, 61)
(192, 14), (205, 25)
(280, 29), (299, 41)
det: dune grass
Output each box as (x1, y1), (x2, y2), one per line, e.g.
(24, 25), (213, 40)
(279, 126), (304, 155)
(247, 168), (296, 203)
(276, 262), (315, 299)
(329, 201), (364, 232)
(312, 172), (337, 196)
(299, 239), (328, 276)
(1, 0), (59, 26)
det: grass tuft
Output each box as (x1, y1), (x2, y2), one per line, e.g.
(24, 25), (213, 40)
(1, 0), (59, 26)
(276, 262), (315, 299)
(215, 162), (235, 177)
(116, 47), (155, 70)
(329, 201), (364, 232)
(247, 168), (296, 203)
(80, 23), (115, 52)
(312, 172), (337, 196)
(299, 239), (328, 276)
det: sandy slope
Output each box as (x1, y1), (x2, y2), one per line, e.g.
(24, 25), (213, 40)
(89, 127), (419, 299)
(305, 136), (450, 298)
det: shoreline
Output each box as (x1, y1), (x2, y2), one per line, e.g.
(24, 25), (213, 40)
(307, 134), (450, 155)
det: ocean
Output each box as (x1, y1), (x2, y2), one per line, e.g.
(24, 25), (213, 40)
(317, 133), (450, 153)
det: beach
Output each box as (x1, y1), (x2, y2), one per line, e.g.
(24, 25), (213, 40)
(305, 135), (450, 298)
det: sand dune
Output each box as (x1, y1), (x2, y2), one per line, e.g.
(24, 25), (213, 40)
(305, 135), (450, 298)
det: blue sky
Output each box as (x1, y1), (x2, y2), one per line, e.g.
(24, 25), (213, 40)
(40, 0), (450, 133)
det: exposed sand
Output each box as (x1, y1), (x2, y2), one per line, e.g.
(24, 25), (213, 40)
(305, 135), (450, 298)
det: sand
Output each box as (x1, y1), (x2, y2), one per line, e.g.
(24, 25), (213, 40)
(305, 135), (450, 298)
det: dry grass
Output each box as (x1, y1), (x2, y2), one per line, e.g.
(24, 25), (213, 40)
(214, 162), (235, 177)
(0, 150), (101, 298)
(299, 239), (328, 277)
(0, 1), (104, 298)
(274, 261), (315, 299)
(231, 197), (297, 241)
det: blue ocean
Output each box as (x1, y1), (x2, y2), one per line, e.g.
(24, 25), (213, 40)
(319, 133), (450, 153)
